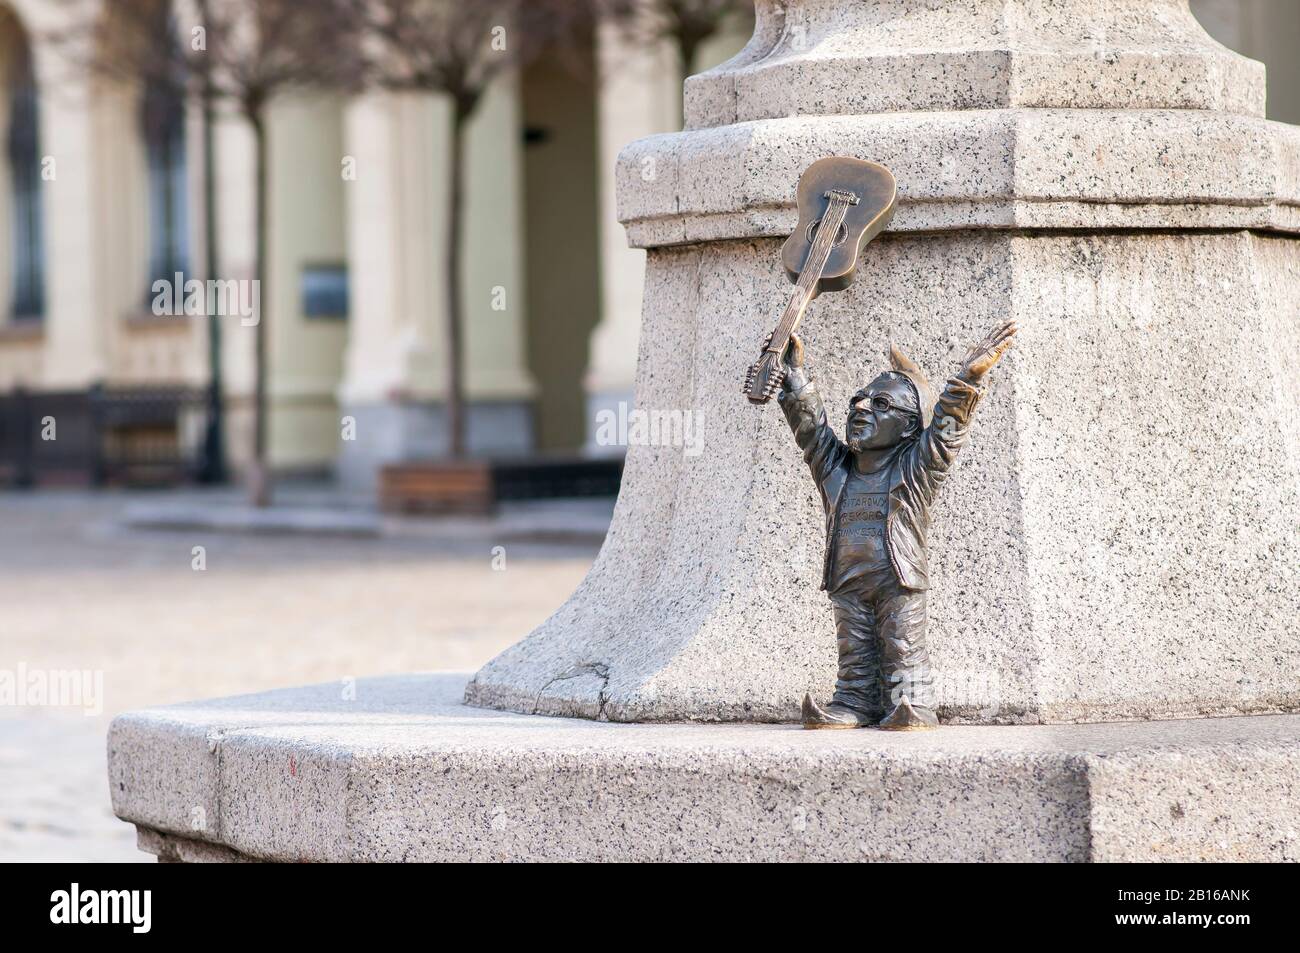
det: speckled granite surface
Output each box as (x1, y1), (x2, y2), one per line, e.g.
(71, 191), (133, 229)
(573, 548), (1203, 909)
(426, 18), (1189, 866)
(109, 674), (1300, 862)
(467, 0), (1300, 725)
(467, 231), (1300, 725)
(617, 0), (1299, 245)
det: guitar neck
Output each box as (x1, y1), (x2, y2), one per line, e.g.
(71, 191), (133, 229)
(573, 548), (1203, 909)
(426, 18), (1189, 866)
(767, 281), (817, 358)
(765, 194), (854, 356)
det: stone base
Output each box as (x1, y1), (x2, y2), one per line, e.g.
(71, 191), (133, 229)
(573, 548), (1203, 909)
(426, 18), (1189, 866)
(107, 673), (1300, 862)
(336, 399), (534, 494)
(468, 229), (1300, 725)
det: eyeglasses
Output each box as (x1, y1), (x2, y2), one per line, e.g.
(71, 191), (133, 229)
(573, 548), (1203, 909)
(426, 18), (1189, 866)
(852, 393), (912, 415)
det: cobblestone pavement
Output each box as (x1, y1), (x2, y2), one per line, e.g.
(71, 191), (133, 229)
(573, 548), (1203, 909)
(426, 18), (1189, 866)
(0, 490), (601, 862)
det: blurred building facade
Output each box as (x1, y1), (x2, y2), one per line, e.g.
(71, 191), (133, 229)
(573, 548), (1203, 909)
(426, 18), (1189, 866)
(0, 0), (1295, 491)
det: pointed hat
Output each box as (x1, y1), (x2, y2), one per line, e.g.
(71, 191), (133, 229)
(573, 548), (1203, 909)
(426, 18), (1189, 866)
(887, 344), (936, 429)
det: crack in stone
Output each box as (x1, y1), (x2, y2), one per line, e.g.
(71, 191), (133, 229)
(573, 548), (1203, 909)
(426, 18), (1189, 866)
(533, 663), (612, 719)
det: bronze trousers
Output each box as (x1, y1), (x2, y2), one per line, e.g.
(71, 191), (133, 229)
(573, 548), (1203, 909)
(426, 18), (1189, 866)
(828, 565), (933, 717)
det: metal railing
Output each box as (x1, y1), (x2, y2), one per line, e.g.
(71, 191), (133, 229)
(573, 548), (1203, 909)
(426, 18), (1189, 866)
(0, 385), (211, 487)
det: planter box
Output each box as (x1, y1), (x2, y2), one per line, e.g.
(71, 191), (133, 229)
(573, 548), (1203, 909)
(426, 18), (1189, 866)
(379, 456), (624, 515)
(380, 460), (494, 514)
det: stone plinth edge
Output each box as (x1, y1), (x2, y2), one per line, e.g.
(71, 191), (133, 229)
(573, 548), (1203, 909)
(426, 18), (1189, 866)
(616, 112), (1300, 247)
(109, 674), (1300, 862)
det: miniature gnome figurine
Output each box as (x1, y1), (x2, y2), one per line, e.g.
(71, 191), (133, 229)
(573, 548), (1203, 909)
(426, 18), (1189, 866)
(778, 321), (1017, 729)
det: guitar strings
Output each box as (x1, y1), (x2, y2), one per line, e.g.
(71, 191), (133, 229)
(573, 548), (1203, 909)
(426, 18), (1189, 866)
(768, 194), (854, 351)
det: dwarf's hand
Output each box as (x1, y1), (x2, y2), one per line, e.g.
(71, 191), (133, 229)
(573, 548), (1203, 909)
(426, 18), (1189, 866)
(959, 320), (1017, 381)
(783, 332), (805, 371)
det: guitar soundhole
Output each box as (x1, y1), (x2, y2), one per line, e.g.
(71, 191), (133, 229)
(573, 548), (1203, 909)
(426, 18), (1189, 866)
(806, 218), (849, 247)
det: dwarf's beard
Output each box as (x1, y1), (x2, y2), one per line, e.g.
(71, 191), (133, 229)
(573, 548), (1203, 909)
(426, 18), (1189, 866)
(847, 419), (870, 454)
(847, 416), (875, 454)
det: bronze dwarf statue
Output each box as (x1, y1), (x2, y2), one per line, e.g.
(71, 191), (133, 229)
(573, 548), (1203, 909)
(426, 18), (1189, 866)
(778, 320), (1017, 730)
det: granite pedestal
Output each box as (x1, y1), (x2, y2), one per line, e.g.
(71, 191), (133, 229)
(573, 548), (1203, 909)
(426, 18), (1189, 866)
(108, 673), (1300, 862)
(107, 0), (1300, 861)
(466, 0), (1300, 725)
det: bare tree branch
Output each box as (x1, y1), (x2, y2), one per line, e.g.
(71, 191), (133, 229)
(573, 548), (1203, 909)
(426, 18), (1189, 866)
(47, 0), (363, 505)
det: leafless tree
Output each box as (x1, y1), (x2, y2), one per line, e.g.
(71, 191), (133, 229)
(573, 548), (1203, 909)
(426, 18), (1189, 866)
(339, 0), (601, 459)
(51, 0), (358, 506)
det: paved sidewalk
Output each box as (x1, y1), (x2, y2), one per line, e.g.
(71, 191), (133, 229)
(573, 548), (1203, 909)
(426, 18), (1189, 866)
(0, 489), (603, 861)
(117, 483), (616, 543)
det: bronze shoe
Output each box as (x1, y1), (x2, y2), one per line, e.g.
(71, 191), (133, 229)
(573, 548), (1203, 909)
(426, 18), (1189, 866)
(878, 695), (939, 730)
(801, 692), (873, 729)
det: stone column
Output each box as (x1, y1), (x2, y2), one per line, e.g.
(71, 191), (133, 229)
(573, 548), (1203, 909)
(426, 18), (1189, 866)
(263, 94), (348, 472)
(337, 83), (535, 492)
(34, 35), (110, 388)
(584, 13), (758, 453)
(212, 105), (257, 472)
(583, 21), (679, 454)
(467, 0), (1300, 724)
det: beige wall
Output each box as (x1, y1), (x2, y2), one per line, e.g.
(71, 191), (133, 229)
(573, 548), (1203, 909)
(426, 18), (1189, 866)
(1, 0), (114, 391)
(0, 0), (207, 395)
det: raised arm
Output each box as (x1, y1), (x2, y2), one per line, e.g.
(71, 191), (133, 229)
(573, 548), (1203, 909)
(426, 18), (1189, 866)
(776, 333), (847, 489)
(908, 320), (1018, 496)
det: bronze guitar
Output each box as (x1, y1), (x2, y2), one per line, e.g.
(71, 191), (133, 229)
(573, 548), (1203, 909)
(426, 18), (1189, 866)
(742, 157), (897, 404)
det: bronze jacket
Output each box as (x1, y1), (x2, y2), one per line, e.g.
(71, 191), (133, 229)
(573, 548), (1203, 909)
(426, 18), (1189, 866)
(778, 370), (984, 592)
